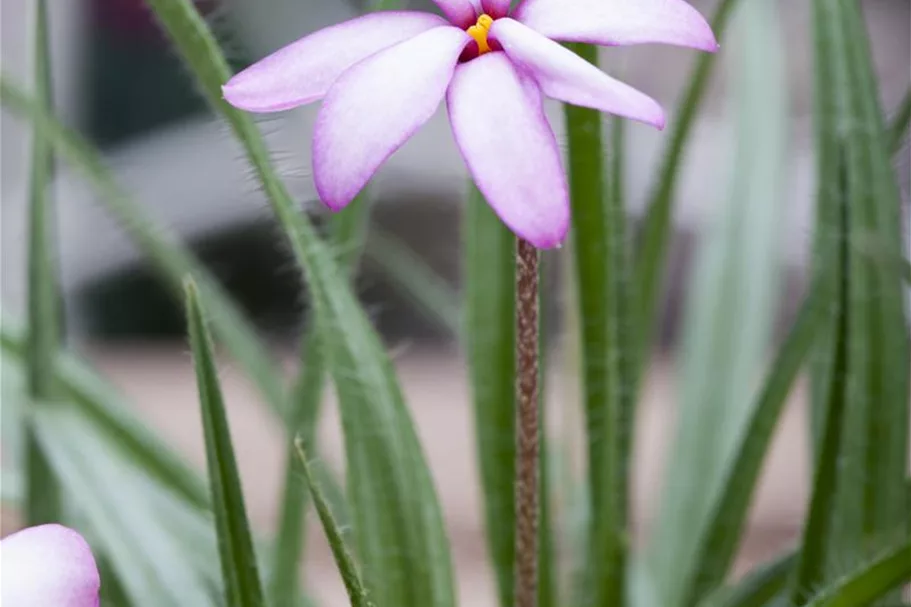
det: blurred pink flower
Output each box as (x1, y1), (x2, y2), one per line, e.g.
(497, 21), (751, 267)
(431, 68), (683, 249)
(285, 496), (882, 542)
(1, 524), (100, 607)
(223, 0), (717, 248)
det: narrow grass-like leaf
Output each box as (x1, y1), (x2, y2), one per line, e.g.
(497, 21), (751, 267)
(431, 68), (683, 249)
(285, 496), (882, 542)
(538, 441), (556, 607)
(888, 87), (911, 154)
(270, 328), (327, 607)
(23, 0), (61, 527)
(801, 540), (911, 607)
(185, 279), (265, 607)
(649, 5), (788, 605)
(6, 330), (230, 603)
(367, 228), (460, 335)
(464, 183), (517, 607)
(649, 5), (789, 601)
(0, 469), (22, 506)
(699, 551), (796, 607)
(806, 0), (843, 453)
(595, 115), (636, 607)
(269, 0), (411, 582)
(0, 78), (288, 421)
(851, 234), (911, 286)
(807, 1), (910, 595)
(294, 439), (373, 607)
(789, 180), (850, 603)
(537, 251), (556, 607)
(4, 322), (231, 601)
(331, 196), (373, 270)
(97, 555), (134, 607)
(33, 406), (216, 607)
(271, 198), (371, 604)
(683, 290), (824, 606)
(140, 3), (457, 605)
(563, 43), (629, 607)
(317, 269), (457, 607)
(1, 322), (209, 510)
(632, 0), (740, 370)
(563, 43), (608, 507)
(841, 0), (910, 538)
(268, 0), (406, 574)
(269, 0), (402, 577)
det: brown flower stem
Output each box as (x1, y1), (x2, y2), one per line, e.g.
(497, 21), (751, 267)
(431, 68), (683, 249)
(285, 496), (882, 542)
(515, 238), (539, 607)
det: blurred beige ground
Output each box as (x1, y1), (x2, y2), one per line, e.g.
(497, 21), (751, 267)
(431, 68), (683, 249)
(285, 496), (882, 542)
(6, 344), (812, 605)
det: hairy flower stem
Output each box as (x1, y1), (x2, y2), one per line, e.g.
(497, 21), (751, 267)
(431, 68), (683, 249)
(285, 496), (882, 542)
(515, 238), (540, 607)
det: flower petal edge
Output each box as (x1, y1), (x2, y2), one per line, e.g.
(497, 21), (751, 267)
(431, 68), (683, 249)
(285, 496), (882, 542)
(492, 18), (665, 128)
(513, 0), (718, 52)
(222, 11), (447, 112)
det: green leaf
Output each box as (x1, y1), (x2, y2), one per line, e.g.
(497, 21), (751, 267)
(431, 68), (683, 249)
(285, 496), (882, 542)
(0, 77), (288, 422)
(271, 197), (370, 604)
(537, 249), (556, 607)
(136, 3), (457, 605)
(24, 0), (61, 527)
(270, 10), (391, 589)
(97, 554), (135, 607)
(789, 172), (850, 602)
(366, 228), (460, 336)
(805, 0), (910, 598)
(267, 0), (404, 572)
(563, 41), (607, 521)
(699, 551), (796, 607)
(839, 0), (909, 562)
(649, 4), (790, 605)
(321, 278), (457, 607)
(1, 468), (22, 505)
(33, 405), (217, 607)
(1, 322), (209, 510)
(887, 87), (911, 154)
(800, 541), (911, 607)
(850, 233), (911, 287)
(683, 290), (824, 606)
(464, 183), (517, 607)
(294, 439), (373, 607)
(4, 322), (230, 603)
(632, 0), (740, 372)
(185, 279), (266, 607)
(563, 43), (631, 607)
(270, 327), (328, 607)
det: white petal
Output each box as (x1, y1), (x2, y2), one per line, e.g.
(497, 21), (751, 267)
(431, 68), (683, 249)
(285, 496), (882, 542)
(1, 525), (100, 607)
(222, 11), (447, 112)
(447, 53), (568, 248)
(513, 0), (718, 51)
(492, 18), (665, 127)
(313, 26), (470, 209)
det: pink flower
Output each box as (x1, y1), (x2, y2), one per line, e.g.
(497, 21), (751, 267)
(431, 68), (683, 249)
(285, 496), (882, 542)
(0, 524), (100, 607)
(223, 0), (717, 248)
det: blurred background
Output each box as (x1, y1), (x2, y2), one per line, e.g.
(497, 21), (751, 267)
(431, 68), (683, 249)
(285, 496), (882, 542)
(1, 0), (909, 604)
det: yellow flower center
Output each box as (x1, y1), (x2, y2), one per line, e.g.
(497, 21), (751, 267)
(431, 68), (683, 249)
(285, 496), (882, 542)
(466, 14), (494, 54)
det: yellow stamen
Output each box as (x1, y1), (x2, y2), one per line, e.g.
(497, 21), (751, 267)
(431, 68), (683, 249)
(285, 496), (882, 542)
(467, 13), (494, 54)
